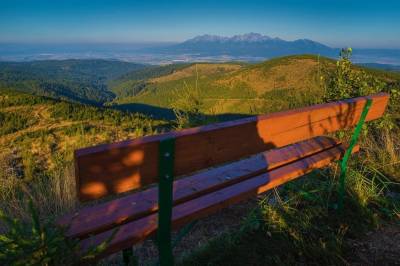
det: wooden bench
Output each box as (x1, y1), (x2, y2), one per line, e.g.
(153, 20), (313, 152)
(57, 93), (389, 264)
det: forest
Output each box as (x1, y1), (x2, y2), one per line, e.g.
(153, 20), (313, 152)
(0, 53), (399, 265)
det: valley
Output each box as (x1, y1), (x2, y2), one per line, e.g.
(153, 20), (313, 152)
(0, 53), (399, 265)
(0, 59), (146, 104)
(1, 0), (399, 263)
(0, 56), (308, 183)
(1, 54), (399, 170)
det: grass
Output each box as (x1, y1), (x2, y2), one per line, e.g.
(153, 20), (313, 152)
(113, 56), (329, 115)
(0, 54), (399, 265)
(175, 53), (400, 266)
(0, 89), (165, 223)
(178, 145), (399, 265)
(0, 150), (77, 223)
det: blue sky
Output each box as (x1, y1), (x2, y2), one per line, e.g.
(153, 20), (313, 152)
(1, 0), (399, 48)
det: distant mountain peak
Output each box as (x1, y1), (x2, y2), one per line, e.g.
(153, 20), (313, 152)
(184, 33), (278, 43)
(231, 33), (272, 42)
(154, 33), (336, 58)
(185, 34), (229, 43)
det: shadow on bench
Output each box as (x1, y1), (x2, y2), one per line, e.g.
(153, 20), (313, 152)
(57, 92), (389, 264)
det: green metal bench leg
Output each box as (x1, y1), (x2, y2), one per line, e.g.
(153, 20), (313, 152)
(158, 138), (175, 266)
(338, 98), (372, 211)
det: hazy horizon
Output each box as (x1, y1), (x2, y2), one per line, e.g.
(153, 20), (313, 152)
(2, 37), (400, 50)
(1, 0), (400, 49)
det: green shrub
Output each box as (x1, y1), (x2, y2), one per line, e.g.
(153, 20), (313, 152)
(0, 201), (78, 266)
(171, 78), (220, 129)
(0, 200), (116, 266)
(323, 48), (386, 101)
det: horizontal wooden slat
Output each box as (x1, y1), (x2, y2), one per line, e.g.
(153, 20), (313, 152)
(80, 143), (359, 258)
(76, 93), (389, 200)
(59, 136), (339, 238)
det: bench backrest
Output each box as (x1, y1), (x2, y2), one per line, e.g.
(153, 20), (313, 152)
(75, 93), (389, 201)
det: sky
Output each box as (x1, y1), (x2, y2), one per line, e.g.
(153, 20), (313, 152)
(0, 0), (400, 48)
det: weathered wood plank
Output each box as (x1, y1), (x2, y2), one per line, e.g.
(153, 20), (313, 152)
(80, 143), (359, 258)
(59, 136), (339, 238)
(76, 93), (388, 200)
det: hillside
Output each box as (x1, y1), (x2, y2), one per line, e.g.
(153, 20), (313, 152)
(0, 59), (146, 104)
(2, 56), (398, 117)
(0, 88), (163, 181)
(112, 56), (329, 115)
(2, 55), (397, 160)
(108, 63), (192, 98)
(0, 54), (399, 266)
(112, 55), (400, 118)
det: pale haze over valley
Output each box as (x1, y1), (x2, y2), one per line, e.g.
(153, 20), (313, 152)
(0, 1), (400, 66)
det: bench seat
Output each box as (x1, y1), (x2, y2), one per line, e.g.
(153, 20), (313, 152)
(57, 93), (388, 262)
(59, 137), (358, 258)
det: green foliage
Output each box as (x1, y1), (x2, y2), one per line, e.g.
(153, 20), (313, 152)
(110, 80), (148, 98)
(259, 87), (323, 113)
(324, 48), (386, 101)
(171, 71), (218, 129)
(0, 60), (145, 104)
(0, 200), (117, 266)
(0, 111), (31, 136)
(0, 201), (78, 266)
(172, 82), (206, 129)
(0, 89), (53, 108)
(50, 101), (154, 127)
(114, 55), (332, 116)
(323, 48), (398, 133)
(109, 63), (192, 98)
(112, 63), (191, 83)
(386, 81), (400, 114)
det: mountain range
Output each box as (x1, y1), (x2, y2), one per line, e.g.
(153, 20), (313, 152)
(1, 33), (400, 65)
(149, 33), (337, 57)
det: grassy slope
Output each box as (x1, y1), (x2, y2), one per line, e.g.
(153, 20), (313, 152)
(0, 88), (169, 247)
(114, 55), (400, 117)
(108, 63), (197, 99)
(113, 55), (332, 115)
(0, 88), (163, 183)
